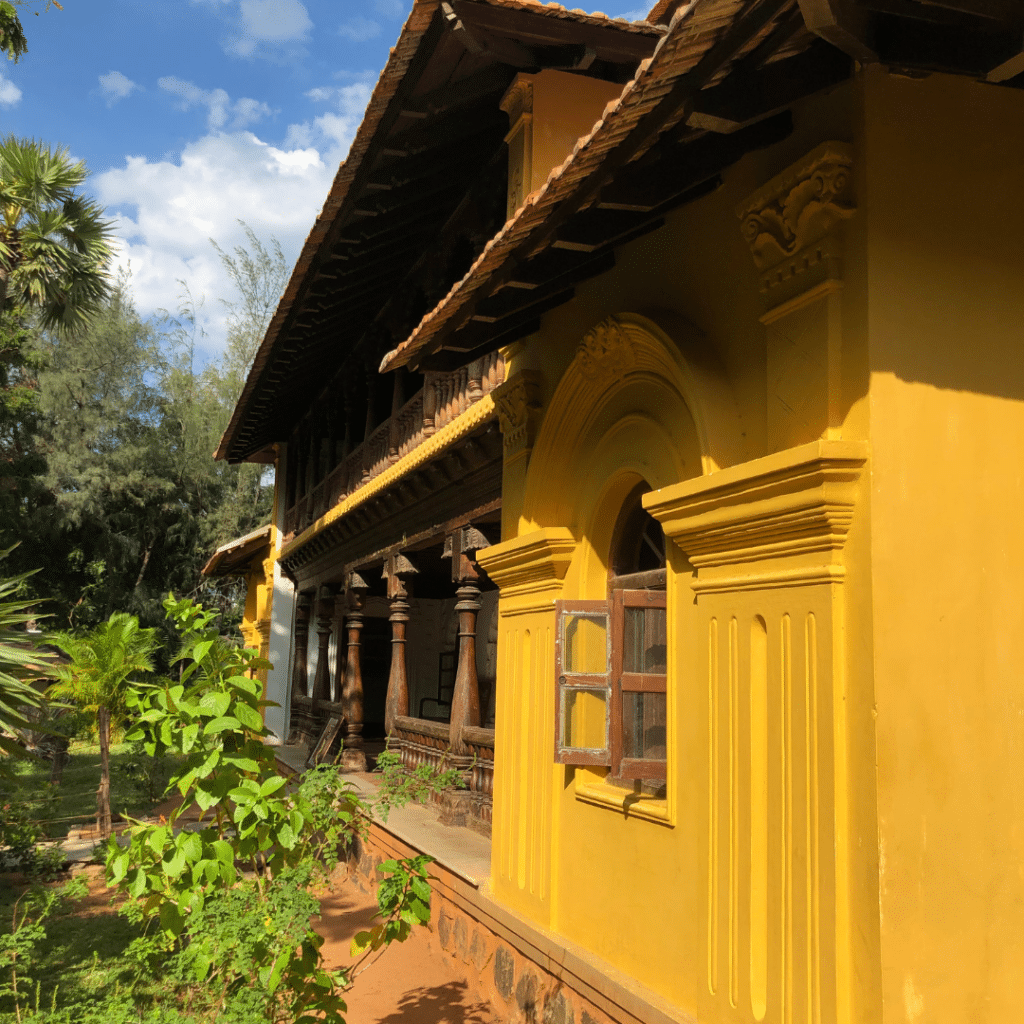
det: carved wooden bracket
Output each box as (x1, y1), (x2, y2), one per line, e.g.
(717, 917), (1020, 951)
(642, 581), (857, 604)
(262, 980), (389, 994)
(737, 142), (855, 298)
(382, 552), (418, 600)
(443, 524), (492, 582)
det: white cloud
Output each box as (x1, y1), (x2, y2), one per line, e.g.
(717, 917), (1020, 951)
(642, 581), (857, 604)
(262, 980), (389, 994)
(230, 0), (312, 56)
(338, 16), (380, 42)
(287, 81), (373, 149)
(95, 80), (374, 360)
(98, 71), (139, 106)
(621, 7), (651, 20)
(0, 73), (21, 107)
(158, 76), (273, 130)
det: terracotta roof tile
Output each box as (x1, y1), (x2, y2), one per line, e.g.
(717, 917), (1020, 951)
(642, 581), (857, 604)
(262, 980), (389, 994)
(216, 0), (663, 462)
(379, 0), (790, 372)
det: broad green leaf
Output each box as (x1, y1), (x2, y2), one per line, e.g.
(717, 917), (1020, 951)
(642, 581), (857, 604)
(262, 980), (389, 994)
(211, 839), (234, 866)
(234, 702), (263, 731)
(159, 901), (184, 936)
(203, 715), (242, 735)
(199, 691), (231, 718)
(259, 775), (287, 798)
(180, 831), (202, 862)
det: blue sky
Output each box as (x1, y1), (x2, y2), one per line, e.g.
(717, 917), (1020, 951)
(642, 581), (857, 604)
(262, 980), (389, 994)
(0, 0), (651, 358)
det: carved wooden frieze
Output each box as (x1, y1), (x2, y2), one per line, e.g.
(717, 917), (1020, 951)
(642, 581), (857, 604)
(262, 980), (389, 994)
(576, 316), (637, 384)
(492, 370), (543, 457)
(737, 142), (855, 296)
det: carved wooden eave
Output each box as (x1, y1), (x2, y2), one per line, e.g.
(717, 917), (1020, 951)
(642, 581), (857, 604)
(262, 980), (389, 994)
(200, 523), (272, 577)
(279, 405), (503, 586)
(736, 140), (854, 299)
(644, 439), (868, 594)
(216, 1), (664, 464)
(475, 526), (576, 601)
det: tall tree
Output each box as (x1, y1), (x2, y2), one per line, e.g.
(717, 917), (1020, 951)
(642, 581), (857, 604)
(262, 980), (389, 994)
(0, 135), (114, 334)
(211, 221), (288, 404)
(50, 612), (157, 838)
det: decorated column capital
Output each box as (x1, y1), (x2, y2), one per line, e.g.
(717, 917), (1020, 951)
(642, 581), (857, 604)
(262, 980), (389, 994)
(492, 370), (543, 459)
(737, 142), (855, 302)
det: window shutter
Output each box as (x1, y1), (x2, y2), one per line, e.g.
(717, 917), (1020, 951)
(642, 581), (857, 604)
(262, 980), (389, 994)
(554, 600), (612, 766)
(611, 589), (667, 781)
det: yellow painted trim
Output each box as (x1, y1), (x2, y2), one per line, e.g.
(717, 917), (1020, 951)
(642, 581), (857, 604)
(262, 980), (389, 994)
(574, 781), (674, 825)
(281, 395), (498, 563)
(759, 278), (843, 326)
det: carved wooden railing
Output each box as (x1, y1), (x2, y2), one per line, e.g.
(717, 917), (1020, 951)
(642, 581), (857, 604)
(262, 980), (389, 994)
(284, 351), (504, 541)
(391, 714), (495, 830)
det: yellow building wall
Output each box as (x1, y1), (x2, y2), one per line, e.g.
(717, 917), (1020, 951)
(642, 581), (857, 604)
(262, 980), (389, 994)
(863, 68), (1024, 1024)
(481, 73), (893, 1024)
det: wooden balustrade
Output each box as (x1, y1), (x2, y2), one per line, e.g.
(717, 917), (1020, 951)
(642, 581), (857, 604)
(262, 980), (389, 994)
(391, 714), (495, 830)
(284, 352), (504, 542)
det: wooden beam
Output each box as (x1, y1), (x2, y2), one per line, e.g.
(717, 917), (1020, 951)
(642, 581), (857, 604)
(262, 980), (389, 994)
(686, 42), (851, 134)
(797, 0), (878, 62)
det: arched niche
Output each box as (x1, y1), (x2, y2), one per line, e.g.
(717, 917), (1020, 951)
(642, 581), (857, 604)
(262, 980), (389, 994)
(521, 312), (741, 558)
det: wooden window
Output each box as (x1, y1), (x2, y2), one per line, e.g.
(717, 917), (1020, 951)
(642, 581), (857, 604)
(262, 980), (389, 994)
(610, 588), (667, 781)
(554, 601), (612, 766)
(555, 483), (669, 782)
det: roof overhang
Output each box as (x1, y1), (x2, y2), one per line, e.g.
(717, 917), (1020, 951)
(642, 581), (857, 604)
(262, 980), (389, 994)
(216, 0), (664, 465)
(202, 524), (273, 577)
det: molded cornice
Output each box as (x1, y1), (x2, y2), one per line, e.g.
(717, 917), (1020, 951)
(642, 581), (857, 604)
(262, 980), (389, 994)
(475, 527), (576, 600)
(644, 440), (868, 591)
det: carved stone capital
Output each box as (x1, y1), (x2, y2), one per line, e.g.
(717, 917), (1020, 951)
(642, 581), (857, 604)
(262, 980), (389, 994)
(576, 316), (637, 385)
(492, 370), (543, 457)
(737, 142), (855, 298)
(500, 75), (533, 126)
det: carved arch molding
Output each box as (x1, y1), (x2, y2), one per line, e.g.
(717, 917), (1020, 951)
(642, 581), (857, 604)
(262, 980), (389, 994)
(519, 311), (745, 527)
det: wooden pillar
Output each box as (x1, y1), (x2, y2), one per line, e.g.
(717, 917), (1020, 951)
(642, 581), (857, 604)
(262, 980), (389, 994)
(310, 585), (335, 706)
(291, 593), (312, 705)
(383, 553), (418, 736)
(445, 525), (490, 754)
(340, 572), (370, 772)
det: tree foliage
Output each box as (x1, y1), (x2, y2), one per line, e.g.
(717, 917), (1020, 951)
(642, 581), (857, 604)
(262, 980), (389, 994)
(49, 611), (158, 836)
(0, 547), (50, 766)
(104, 596), (432, 1023)
(0, 135), (114, 335)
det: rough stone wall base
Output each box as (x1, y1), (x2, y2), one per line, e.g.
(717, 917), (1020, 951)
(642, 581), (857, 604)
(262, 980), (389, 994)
(348, 822), (696, 1024)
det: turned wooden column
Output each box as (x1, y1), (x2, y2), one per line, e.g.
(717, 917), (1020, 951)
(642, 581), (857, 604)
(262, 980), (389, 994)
(340, 572), (369, 772)
(445, 525), (490, 754)
(291, 593), (312, 708)
(383, 553), (418, 736)
(310, 585), (335, 706)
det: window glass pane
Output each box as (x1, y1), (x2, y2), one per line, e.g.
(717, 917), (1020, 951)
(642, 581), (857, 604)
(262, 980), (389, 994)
(623, 606), (667, 674)
(563, 613), (608, 675)
(622, 691), (667, 760)
(560, 686), (608, 751)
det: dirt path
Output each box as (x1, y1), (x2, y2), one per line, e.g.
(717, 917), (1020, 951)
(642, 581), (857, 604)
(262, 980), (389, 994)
(316, 874), (501, 1024)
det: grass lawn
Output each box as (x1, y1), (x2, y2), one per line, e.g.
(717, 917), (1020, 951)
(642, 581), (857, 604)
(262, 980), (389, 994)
(1, 742), (182, 840)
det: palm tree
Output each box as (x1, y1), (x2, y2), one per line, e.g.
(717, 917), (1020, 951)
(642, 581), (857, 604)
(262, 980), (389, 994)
(0, 135), (115, 335)
(0, 546), (50, 764)
(50, 613), (158, 839)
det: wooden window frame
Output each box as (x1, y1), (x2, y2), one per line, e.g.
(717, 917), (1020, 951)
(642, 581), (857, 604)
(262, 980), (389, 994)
(609, 588), (668, 782)
(555, 587), (668, 779)
(554, 600), (612, 766)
